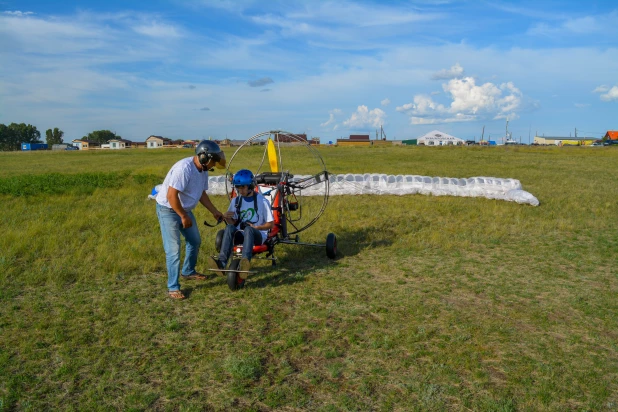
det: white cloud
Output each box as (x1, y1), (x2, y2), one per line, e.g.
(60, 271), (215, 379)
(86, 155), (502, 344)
(411, 114), (476, 125)
(431, 63), (463, 80)
(527, 11), (618, 37)
(248, 2), (444, 50)
(593, 85), (610, 93)
(381, 98), (390, 106)
(487, 3), (567, 20)
(320, 109), (342, 127)
(593, 84), (618, 101)
(342, 105), (386, 128)
(196, 0), (257, 13)
(0, 13), (108, 53)
(599, 86), (618, 102)
(321, 114), (336, 127)
(133, 22), (182, 38)
(447, 77), (501, 113)
(3, 11), (34, 16)
(397, 66), (524, 124)
(397, 95), (446, 115)
(430, 91), (440, 95)
(574, 103), (590, 108)
(285, 2), (441, 27)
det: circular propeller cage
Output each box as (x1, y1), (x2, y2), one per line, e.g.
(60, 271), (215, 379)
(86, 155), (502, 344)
(224, 130), (330, 236)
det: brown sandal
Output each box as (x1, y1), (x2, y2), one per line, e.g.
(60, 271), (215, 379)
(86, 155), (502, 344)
(168, 290), (185, 299)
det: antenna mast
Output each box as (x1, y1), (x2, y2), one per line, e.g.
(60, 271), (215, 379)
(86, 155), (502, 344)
(505, 118), (509, 144)
(380, 125), (387, 140)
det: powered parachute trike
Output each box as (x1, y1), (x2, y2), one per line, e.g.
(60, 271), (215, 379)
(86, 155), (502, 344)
(204, 131), (337, 290)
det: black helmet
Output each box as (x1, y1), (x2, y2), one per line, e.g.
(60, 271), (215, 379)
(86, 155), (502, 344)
(195, 140), (226, 169)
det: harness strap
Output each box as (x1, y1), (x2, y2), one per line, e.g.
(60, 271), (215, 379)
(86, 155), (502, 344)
(234, 191), (259, 226)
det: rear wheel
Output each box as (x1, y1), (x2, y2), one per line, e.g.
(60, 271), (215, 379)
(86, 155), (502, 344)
(226, 260), (244, 291)
(215, 229), (224, 253)
(326, 233), (337, 259)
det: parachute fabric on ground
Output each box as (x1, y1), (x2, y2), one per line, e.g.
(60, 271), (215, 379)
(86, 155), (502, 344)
(203, 174), (539, 206)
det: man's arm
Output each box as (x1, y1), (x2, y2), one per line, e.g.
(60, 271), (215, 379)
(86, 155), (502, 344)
(248, 221), (274, 231)
(199, 191), (223, 221)
(167, 187), (192, 228)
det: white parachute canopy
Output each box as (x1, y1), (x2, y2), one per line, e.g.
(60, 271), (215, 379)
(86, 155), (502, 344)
(201, 173), (539, 206)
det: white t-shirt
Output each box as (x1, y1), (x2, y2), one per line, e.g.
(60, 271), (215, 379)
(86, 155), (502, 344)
(155, 157), (209, 211)
(226, 192), (274, 243)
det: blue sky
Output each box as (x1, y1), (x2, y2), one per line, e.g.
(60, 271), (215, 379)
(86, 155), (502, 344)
(1, 0), (617, 143)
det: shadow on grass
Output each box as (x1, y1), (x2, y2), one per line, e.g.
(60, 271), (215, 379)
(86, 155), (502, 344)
(226, 225), (397, 290)
(179, 272), (220, 297)
(152, 224), (399, 295)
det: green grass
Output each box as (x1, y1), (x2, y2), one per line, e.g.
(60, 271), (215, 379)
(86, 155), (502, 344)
(1, 146), (618, 410)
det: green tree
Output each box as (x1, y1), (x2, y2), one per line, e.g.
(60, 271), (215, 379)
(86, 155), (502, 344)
(0, 124), (12, 151)
(82, 130), (121, 144)
(46, 128), (65, 146)
(0, 123), (41, 151)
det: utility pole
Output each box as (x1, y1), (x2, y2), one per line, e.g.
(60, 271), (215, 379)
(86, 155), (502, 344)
(380, 125), (387, 140)
(481, 125), (485, 142)
(505, 117), (509, 144)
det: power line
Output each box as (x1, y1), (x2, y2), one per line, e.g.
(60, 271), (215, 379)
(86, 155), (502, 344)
(577, 131), (605, 135)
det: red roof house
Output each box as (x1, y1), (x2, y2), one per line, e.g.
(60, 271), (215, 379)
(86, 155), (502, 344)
(604, 131), (618, 140)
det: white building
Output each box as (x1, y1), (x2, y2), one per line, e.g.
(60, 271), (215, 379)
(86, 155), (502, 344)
(108, 139), (133, 149)
(146, 135), (172, 148)
(417, 130), (464, 146)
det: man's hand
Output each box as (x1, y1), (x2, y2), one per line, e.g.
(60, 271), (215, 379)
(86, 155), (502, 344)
(222, 211), (236, 224)
(212, 210), (224, 221)
(180, 214), (193, 228)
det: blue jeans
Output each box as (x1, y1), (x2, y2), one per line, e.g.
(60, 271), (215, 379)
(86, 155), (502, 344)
(218, 224), (263, 266)
(156, 203), (201, 291)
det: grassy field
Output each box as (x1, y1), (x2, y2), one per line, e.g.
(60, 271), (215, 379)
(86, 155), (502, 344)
(0, 145), (617, 411)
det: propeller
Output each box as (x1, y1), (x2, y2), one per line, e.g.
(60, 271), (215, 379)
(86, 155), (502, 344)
(267, 137), (278, 172)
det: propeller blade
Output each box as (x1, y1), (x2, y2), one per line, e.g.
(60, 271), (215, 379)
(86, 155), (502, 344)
(267, 137), (278, 172)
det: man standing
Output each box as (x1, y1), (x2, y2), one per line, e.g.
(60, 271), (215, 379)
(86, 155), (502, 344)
(155, 140), (225, 299)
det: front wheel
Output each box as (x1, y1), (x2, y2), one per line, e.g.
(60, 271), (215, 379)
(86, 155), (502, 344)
(326, 233), (337, 259)
(226, 259), (245, 291)
(215, 229), (224, 253)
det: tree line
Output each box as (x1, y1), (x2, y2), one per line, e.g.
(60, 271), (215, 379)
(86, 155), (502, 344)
(0, 124), (123, 151)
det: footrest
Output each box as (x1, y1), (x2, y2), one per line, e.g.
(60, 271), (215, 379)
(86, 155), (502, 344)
(207, 268), (257, 274)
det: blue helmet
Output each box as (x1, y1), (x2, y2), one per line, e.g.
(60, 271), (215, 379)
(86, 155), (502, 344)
(232, 169), (255, 188)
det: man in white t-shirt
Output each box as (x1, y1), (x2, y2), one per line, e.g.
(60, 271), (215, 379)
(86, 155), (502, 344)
(155, 140), (225, 299)
(208, 169), (274, 285)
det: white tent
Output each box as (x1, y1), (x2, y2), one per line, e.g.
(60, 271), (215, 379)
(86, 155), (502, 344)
(418, 130), (464, 146)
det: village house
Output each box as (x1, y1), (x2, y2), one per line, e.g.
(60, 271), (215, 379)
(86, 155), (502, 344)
(145, 135), (172, 148)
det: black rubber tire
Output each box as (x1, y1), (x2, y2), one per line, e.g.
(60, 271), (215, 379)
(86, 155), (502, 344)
(215, 229), (224, 253)
(227, 259), (242, 291)
(326, 233), (337, 259)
